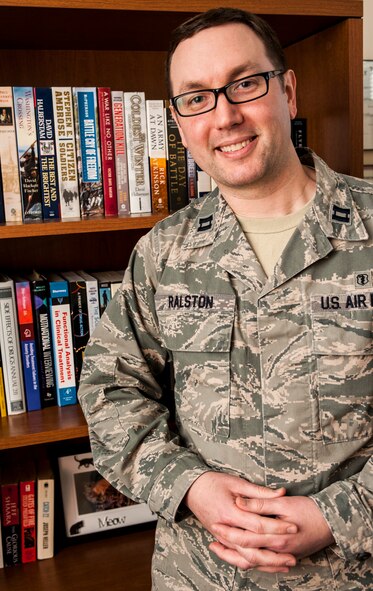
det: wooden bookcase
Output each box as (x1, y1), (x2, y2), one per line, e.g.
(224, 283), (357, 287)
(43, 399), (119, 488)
(0, 1), (363, 588)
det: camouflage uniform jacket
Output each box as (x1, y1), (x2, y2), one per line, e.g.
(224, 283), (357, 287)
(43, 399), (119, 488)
(79, 149), (373, 590)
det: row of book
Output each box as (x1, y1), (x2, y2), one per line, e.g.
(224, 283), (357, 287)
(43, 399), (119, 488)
(0, 451), (155, 567)
(0, 86), (215, 224)
(0, 269), (124, 417)
(0, 451), (54, 566)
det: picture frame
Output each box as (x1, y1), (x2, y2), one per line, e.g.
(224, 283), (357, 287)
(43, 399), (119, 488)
(58, 453), (156, 537)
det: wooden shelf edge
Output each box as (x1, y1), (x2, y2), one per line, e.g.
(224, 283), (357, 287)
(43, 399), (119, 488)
(0, 213), (167, 240)
(0, 405), (88, 450)
(0, 1), (363, 18)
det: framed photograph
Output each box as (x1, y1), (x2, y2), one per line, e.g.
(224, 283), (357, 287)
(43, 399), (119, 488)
(58, 453), (156, 537)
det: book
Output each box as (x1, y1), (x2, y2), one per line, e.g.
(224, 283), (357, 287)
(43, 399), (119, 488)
(146, 99), (168, 213)
(45, 272), (77, 406)
(186, 150), (197, 201)
(291, 118), (307, 148)
(165, 106), (188, 212)
(111, 90), (130, 216)
(61, 271), (90, 383)
(0, 461), (21, 566)
(13, 276), (42, 411)
(0, 274), (26, 415)
(0, 86), (22, 222)
(196, 164), (212, 199)
(26, 271), (57, 408)
(73, 87), (104, 219)
(0, 514), (3, 568)
(76, 270), (100, 336)
(58, 453), (156, 538)
(0, 157), (5, 223)
(13, 86), (43, 221)
(124, 91), (151, 213)
(19, 461), (36, 563)
(97, 87), (118, 217)
(90, 271), (123, 316)
(34, 87), (60, 220)
(36, 453), (54, 560)
(0, 349), (7, 418)
(52, 87), (80, 219)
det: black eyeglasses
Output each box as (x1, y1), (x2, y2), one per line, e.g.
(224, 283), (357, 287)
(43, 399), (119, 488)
(171, 70), (285, 117)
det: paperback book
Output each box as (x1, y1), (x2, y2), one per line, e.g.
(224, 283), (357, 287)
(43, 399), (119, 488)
(0, 86), (22, 222)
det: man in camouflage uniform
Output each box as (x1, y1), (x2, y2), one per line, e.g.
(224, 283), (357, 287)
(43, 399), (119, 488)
(78, 8), (373, 590)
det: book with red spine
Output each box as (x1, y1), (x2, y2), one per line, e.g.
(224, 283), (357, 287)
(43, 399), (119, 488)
(19, 462), (36, 563)
(97, 87), (118, 216)
(111, 90), (130, 216)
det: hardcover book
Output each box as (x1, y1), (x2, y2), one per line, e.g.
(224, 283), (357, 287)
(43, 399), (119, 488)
(13, 276), (42, 411)
(0, 86), (22, 222)
(165, 106), (188, 212)
(73, 87), (104, 219)
(124, 91), (151, 213)
(36, 453), (54, 560)
(19, 462), (36, 563)
(34, 87), (60, 220)
(58, 453), (156, 538)
(291, 117), (307, 148)
(0, 463), (21, 566)
(45, 273), (77, 406)
(186, 150), (197, 202)
(52, 87), (80, 219)
(111, 90), (130, 216)
(13, 86), (43, 221)
(97, 87), (118, 216)
(26, 271), (57, 408)
(76, 270), (100, 336)
(0, 158), (5, 223)
(146, 99), (168, 213)
(0, 274), (26, 415)
(61, 270), (91, 383)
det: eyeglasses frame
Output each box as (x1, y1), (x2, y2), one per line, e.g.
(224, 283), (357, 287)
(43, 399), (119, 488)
(170, 69), (285, 117)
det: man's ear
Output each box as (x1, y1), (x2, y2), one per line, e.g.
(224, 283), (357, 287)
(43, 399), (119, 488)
(170, 104), (188, 149)
(284, 69), (297, 120)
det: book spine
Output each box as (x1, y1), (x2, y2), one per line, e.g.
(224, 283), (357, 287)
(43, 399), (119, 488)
(0, 280), (26, 415)
(66, 279), (90, 383)
(36, 475), (54, 560)
(79, 274), (100, 336)
(186, 150), (197, 202)
(0, 158), (5, 223)
(0, 348), (7, 417)
(15, 280), (42, 411)
(111, 91), (130, 216)
(13, 86), (43, 221)
(124, 92), (151, 213)
(0, 86), (22, 222)
(52, 87), (80, 219)
(34, 87), (60, 220)
(165, 107), (188, 212)
(146, 99), (168, 214)
(20, 478), (36, 563)
(98, 87), (118, 217)
(1, 483), (21, 566)
(30, 279), (57, 408)
(73, 87), (104, 219)
(291, 118), (307, 148)
(196, 164), (212, 199)
(0, 515), (3, 568)
(49, 280), (77, 406)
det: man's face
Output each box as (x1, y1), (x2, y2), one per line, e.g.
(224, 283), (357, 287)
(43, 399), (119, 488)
(170, 23), (297, 197)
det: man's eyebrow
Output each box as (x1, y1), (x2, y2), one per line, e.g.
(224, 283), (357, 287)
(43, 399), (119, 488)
(176, 62), (262, 94)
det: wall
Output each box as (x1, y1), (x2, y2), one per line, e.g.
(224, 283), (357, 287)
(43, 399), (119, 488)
(364, 0), (373, 59)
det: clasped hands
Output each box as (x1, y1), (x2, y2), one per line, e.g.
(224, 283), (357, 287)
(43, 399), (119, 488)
(184, 471), (335, 573)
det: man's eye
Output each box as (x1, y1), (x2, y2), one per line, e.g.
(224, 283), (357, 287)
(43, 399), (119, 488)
(188, 94), (207, 106)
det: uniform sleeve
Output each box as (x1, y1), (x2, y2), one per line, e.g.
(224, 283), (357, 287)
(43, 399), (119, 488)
(310, 456), (373, 560)
(78, 231), (210, 522)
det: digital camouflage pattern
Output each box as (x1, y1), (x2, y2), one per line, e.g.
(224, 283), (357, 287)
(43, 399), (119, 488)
(78, 149), (373, 590)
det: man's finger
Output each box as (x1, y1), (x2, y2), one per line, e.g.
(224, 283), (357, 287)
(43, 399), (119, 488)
(209, 541), (296, 570)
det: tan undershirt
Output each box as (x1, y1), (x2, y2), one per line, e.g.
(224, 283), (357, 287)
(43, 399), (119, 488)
(236, 200), (313, 277)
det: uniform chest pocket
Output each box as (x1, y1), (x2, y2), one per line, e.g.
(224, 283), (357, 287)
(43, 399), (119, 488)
(312, 305), (373, 444)
(155, 293), (235, 439)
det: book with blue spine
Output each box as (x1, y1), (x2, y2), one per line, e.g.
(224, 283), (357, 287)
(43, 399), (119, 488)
(13, 276), (42, 411)
(34, 87), (60, 220)
(72, 87), (104, 219)
(45, 273), (76, 406)
(13, 86), (43, 221)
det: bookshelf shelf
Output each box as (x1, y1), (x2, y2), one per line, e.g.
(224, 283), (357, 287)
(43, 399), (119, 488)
(0, 405), (88, 450)
(0, 0), (364, 585)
